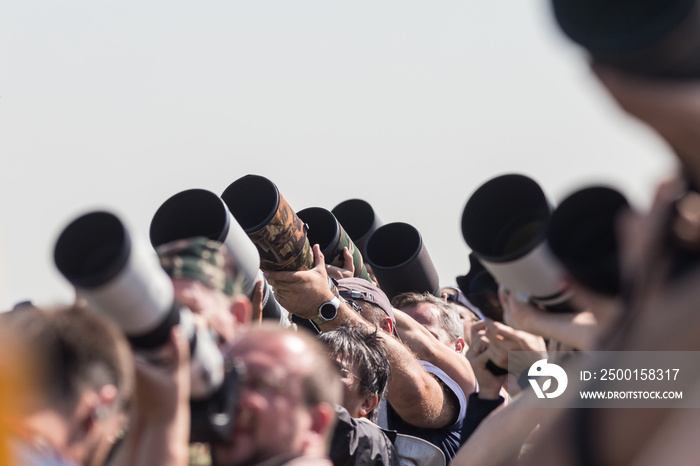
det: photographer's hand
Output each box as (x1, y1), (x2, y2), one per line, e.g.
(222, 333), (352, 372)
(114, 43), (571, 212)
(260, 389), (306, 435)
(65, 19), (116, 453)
(325, 247), (355, 280)
(111, 326), (190, 466)
(133, 326), (190, 424)
(466, 321), (506, 400)
(500, 287), (541, 332)
(265, 244), (336, 319)
(483, 319), (547, 378)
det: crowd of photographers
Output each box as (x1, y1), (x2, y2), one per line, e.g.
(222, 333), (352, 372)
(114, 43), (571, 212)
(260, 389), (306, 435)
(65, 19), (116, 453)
(5, 1), (700, 465)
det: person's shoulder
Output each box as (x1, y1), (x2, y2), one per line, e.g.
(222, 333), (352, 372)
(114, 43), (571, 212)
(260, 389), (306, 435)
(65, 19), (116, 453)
(419, 360), (468, 407)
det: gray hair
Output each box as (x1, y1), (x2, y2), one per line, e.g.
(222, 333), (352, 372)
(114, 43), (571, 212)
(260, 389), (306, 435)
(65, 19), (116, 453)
(392, 292), (464, 343)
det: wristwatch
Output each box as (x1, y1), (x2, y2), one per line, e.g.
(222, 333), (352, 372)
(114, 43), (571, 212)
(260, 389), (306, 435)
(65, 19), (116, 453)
(312, 295), (340, 326)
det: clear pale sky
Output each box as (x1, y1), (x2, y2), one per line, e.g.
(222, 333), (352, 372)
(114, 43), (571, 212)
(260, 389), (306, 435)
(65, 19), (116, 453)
(0, 0), (676, 309)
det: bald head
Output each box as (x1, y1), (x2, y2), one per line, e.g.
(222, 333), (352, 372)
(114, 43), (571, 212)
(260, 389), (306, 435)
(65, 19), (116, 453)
(230, 325), (342, 406)
(214, 325), (342, 466)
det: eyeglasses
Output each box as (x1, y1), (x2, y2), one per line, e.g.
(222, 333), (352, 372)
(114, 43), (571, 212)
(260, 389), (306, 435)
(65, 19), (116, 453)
(334, 360), (370, 389)
(228, 357), (286, 396)
(338, 366), (355, 380)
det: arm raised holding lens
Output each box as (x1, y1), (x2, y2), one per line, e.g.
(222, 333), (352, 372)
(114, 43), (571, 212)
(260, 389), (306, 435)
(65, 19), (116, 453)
(266, 245), (459, 430)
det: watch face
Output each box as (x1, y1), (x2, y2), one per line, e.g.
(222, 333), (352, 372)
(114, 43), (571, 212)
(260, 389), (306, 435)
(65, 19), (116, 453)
(319, 302), (337, 320)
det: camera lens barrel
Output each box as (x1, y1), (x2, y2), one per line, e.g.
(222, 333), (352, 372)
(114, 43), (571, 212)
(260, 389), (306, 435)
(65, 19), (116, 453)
(55, 211), (178, 347)
(331, 199), (383, 256)
(222, 175), (314, 271)
(364, 222), (440, 301)
(548, 186), (629, 296)
(150, 189), (261, 296)
(55, 210), (226, 398)
(297, 207), (372, 282)
(462, 174), (570, 309)
(150, 189), (282, 321)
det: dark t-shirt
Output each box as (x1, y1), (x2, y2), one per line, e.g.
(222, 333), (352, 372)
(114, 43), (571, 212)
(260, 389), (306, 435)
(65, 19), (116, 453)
(384, 361), (467, 462)
(461, 392), (505, 441)
(329, 405), (401, 466)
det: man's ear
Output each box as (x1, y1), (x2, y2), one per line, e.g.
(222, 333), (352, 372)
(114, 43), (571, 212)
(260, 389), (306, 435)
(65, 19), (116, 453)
(379, 316), (394, 335)
(454, 337), (466, 355)
(230, 296), (252, 328)
(310, 402), (336, 437)
(358, 394), (379, 419)
(81, 385), (118, 433)
(93, 385), (118, 421)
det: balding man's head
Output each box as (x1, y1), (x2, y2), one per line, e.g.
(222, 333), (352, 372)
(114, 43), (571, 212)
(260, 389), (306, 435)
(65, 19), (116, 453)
(213, 325), (341, 466)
